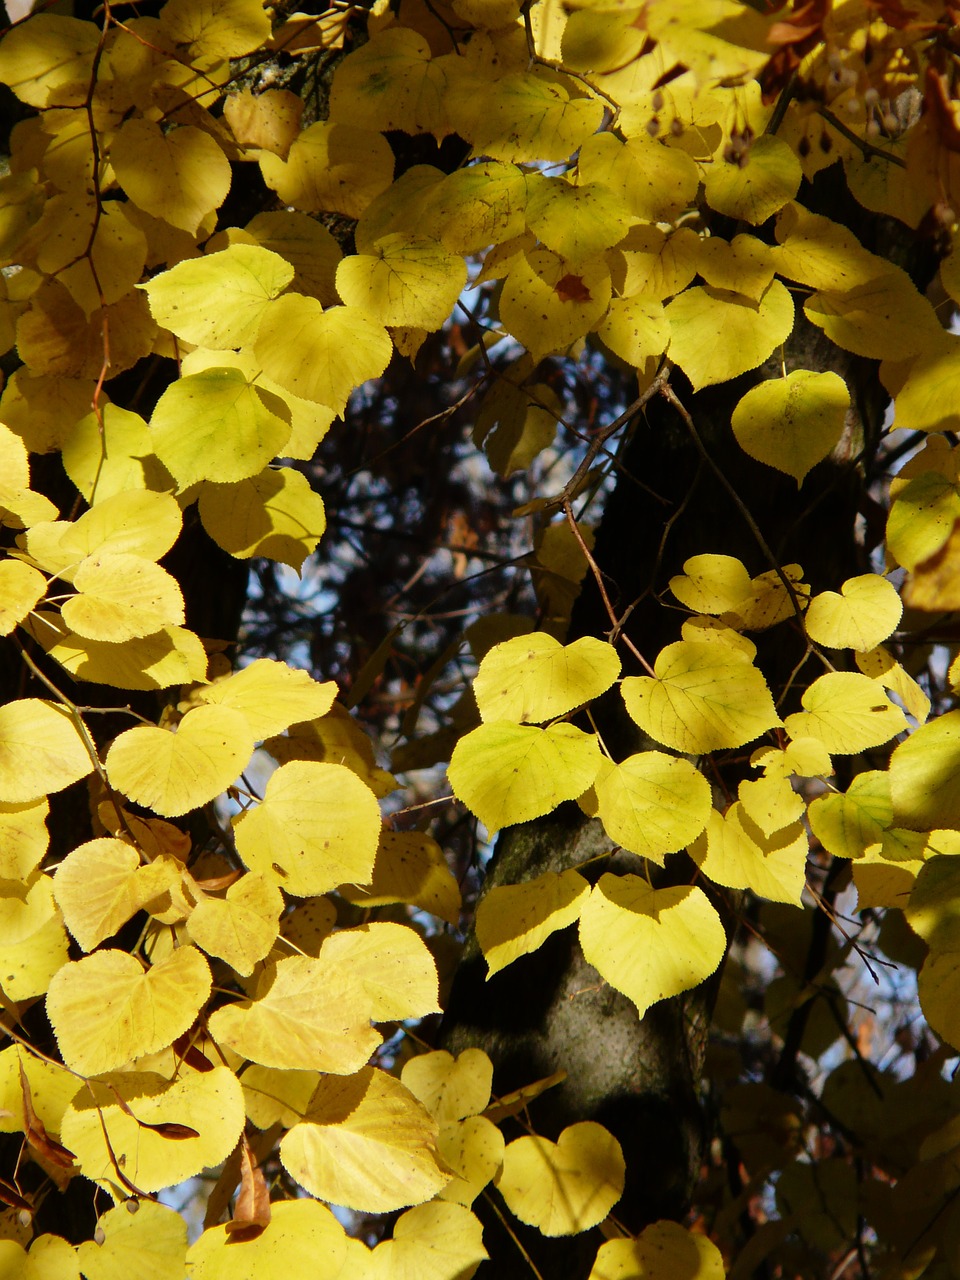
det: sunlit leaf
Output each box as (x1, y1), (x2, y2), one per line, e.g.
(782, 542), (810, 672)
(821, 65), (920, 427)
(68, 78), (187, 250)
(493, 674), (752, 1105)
(703, 135), (802, 224)
(159, 0), (271, 59)
(53, 837), (181, 952)
(665, 280), (794, 391)
(497, 1122), (624, 1236)
(890, 710), (960, 830)
(259, 121), (395, 219)
(0, 698), (92, 804)
(0, 559), (45, 635)
(336, 234), (467, 330)
(111, 119), (231, 235)
(446, 69), (604, 163)
(589, 1220), (725, 1280)
(476, 870), (590, 978)
(198, 467), (327, 571)
(783, 673), (907, 755)
(367, 1202), (488, 1278)
(186, 1201), (352, 1280)
(473, 632), (620, 724)
(76, 1201), (187, 1280)
(401, 1049), (493, 1124)
(195, 658), (336, 740)
(804, 574), (903, 652)
(690, 804), (808, 906)
(62, 553), (185, 643)
(499, 247), (612, 364)
(591, 751), (712, 864)
(731, 370), (850, 484)
(187, 874), (284, 975)
(338, 829), (461, 924)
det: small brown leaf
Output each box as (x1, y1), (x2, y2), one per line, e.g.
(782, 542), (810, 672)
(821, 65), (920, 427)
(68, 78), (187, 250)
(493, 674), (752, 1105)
(554, 274), (591, 303)
(225, 1133), (272, 1241)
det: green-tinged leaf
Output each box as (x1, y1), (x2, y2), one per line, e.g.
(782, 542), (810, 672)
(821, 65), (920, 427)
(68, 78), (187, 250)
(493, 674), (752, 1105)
(150, 369), (292, 490)
(448, 721), (601, 834)
(446, 69), (604, 163)
(703, 135), (802, 224)
(328, 26), (447, 135)
(105, 706), (254, 818)
(497, 1122), (624, 1236)
(141, 245), (294, 348)
(336, 234), (467, 330)
(804, 574), (902, 651)
(233, 760), (381, 895)
(621, 641), (781, 753)
(473, 632), (620, 724)
(578, 875), (726, 1019)
(690, 804), (808, 906)
(0, 698), (92, 804)
(665, 280), (794, 391)
(591, 752), (711, 864)
(279, 1067), (451, 1212)
(890, 710), (960, 830)
(62, 1067), (244, 1194)
(476, 870), (590, 978)
(731, 370), (849, 484)
(578, 134), (700, 225)
(46, 946), (211, 1075)
(61, 404), (172, 504)
(0, 559), (45, 635)
(254, 295), (392, 413)
(524, 175), (633, 265)
(783, 672), (907, 755)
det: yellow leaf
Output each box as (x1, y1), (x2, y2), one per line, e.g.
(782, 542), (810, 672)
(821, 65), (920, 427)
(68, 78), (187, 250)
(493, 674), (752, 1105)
(207, 952), (382, 1072)
(0, 559), (45, 635)
(17, 282), (156, 382)
(187, 874), (284, 975)
(319, 923), (440, 1021)
(772, 202), (884, 291)
(141, 245), (294, 349)
(62, 1067), (244, 1195)
(337, 829), (461, 924)
(233, 759), (380, 895)
(0, 1045), (78, 1138)
(61, 553), (184, 643)
(612, 224), (700, 302)
(892, 338), (960, 433)
(497, 1122), (624, 1236)
(40, 619), (208, 691)
(691, 804), (808, 906)
(500, 247), (612, 364)
(783, 672), (907, 755)
(703, 134), (801, 224)
(150, 369), (292, 491)
(186, 1201), (351, 1280)
(61, 404), (172, 505)
(578, 134), (699, 225)
(731, 370), (850, 484)
(46, 945), (212, 1075)
(578, 875), (726, 1018)
(476, 870), (590, 978)
(429, 161), (527, 255)
(887, 470), (960, 572)
(595, 294), (669, 369)
(0, 911), (70, 1002)
(329, 27), (448, 135)
(76, 1202), (186, 1280)
(266, 701), (396, 797)
(242, 210), (342, 304)
(808, 771), (891, 861)
(280, 1067), (451, 1212)
(401, 1048), (493, 1123)
(111, 119), (231, 235)
(0, 14), (98, 108)
(665, 279), (794, 391)
(695, 233), (776, 302)
(368, 1202), (488, 1277)
(336, 235), (467, 331)
(0, 872), (57, 946)
(0, 370), (99, 456)
(0, 698), (92, 804)
(198, 467), (327, 571)
(804, 574), (902, 652)
(29, 195), (147, 317)
(259, 121), (395, 220)
(242, 1064), (320, 1129)
(446, 69), (604, 163)
(728, 565), (809, 630)
(856, 646), (931, 724)
(669, 554), (752, 615)
(473, 632), (621, 724)
(805, 269), (943, 360)
(224, 87), (304, 159)
(738, 771), (805, 838)
(435, 1117), (505, 1207)
(105, 705), (254, 818)
(0, 796), (49, 880)
(195, 658), (336, 740)
(890, 710), (960, 830)
(904, 518), (960, 612)
(592, 751), (712, 864)
(524, 175), (633, 265)
(24, 490), (183, 578)
(448, 721), (602, 834)
(621, 641), (781, 753)
(159, 0), (271, 59)
(589, 1220), (725, 1280)
(53, 837), (181, 952)
(254, 295), (392, 413)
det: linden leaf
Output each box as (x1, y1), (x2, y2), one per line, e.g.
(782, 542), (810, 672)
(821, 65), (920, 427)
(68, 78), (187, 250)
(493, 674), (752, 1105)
(429, 161), (527, 255)
(497, 1122), (625, 1237)
(808, 770), (891, 860)
(198, 467), (327, 571)
(804, 269), (943, 360)
(783, 673), (907, 755)
(187, 874), (284, 975)
(589, 1221), (725, 1280)
(40, 620), (208, 692)
(892, 339), (960, 433)
(254, 295), (392, 414)
(195, 658), (336, 740)
(242, 1065), (320, 1130)
(208, 952), (382, 1073)
(61, 553), (185, 643)
(690, 805), (808, 906)
(476, 870), (590, 978)
(804, 574), (903, 652)
(0, 797), (49, 880)
(0, 14), (98, 108)
(61, 404), (172, 505)
(446, 69), (604, 164)
(730, 370), (850, 484)
(336, 234), (467, 330)
(0, 560), (45, 635)
(46, 946), (212, 1075)
(448, 722), (602, 834)
(319, 923), (440, 1022)
(435, 1120), (505, 1208)
(578, 875), (726, 1019)
(62, 1068), (244, 1195)
(591, 752), (712, 865)
(524, 175), (633, 265)
(259, 121), (395, 220)
(232, 760), (381, 896)
(279, 1067), (451, 1213)
(105, 705), (255, 818)
(0, 698), (92, 804)
(337, 829), (461, 924)
(665, 280), (794, 391)
(159, 0), (271, 59)
(328, 26), (448, 135)
(150, 369), (292, 490)
(703, 135), (802, 224)
(141, 245), (294, 349)
(669, 554), (752, 615)
(53, 837), (181, 952)
(111, 119), (231, 235)
(186, 1202), (352, 1280)
(0, 911), (70, 1002)
(401, 1049), (493, 1124)
(621, 641), (781, 753)
(473, 632), (621, 724)
(595, 294), (669, 368)
(890, 710), (960, 830)
(577, 134), (700, 225)
(76, 1202), (187, 1280)
(24, 490), (183, 577)
(499, 248), (611, 364)
(368, 1202), (488, 1277)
